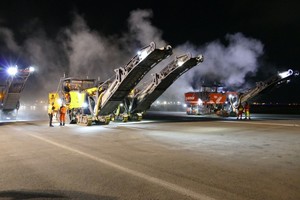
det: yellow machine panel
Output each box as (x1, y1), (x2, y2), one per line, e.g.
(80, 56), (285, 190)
(68, 91), (86, 109)
(48, 93), (60, 111)
(85, 87), (97, 96)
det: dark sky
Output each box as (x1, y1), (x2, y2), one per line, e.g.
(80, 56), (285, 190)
(0, 0), (299, 103)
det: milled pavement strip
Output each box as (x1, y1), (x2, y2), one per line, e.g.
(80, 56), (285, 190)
(27, 133), (215, 200)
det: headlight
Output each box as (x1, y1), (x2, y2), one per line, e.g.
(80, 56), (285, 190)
(82, 102), (88, 108)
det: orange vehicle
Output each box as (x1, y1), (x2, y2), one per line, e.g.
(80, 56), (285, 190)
(185, 69), (298, 116)
(185, 86), (237, 115)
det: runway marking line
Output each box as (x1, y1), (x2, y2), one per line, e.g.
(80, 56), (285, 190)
(220, 121), (300, 127)
(27, 133), (215, 200)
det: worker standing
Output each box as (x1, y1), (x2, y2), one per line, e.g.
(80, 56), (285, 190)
(48, 103), (55, 127)
(59, 104), (67, 126)
(63, 82), (71, 103)
(236, 102), (244, 120)
(244, 101), (251, 120)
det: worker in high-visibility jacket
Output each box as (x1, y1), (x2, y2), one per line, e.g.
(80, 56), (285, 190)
(236, 103), (244, 120)
(48, 102), (55, 127)
(59, 104), (67, 126)
(244, 101), (251, 120)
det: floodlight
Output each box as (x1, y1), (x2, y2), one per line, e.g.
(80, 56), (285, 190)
(7, 66), (18, 76)
(29, 66), (35, 72)
(278, 69), (293, 79)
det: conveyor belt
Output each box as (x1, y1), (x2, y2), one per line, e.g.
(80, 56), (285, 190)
(239, 69), (294, 103)
(132, 54), (203, 114)
(2, 70), (31, 110)
(98, 42), (172, 116)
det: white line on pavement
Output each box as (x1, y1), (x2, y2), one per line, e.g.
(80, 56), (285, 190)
(220, 121), (299, 127)
(28, 133), (215, 200)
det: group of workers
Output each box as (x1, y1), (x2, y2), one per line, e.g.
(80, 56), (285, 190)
(48, 103), (67, 127)
(236, 101), (251, 120)
(47, 82), (72, 127)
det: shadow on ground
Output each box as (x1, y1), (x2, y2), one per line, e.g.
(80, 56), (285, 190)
(0, 190), (118, 200)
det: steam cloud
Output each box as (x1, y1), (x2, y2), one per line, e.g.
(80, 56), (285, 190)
(0, 9), (264, 104)
(161, 33), (264, 101)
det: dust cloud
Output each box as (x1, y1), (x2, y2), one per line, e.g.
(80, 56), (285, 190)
(0, 9), (264, 105)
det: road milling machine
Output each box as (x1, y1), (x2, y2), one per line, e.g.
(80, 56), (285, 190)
(48, 78), (97, 123)
(184, 68), (298, 116)
(228, 68), (298, 114)
(0, 66), (35, 120)
(113, 53), (204, 121)
(49, 42), (173, 125)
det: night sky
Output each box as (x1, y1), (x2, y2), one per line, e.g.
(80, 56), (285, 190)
(0, 0), (299, 103)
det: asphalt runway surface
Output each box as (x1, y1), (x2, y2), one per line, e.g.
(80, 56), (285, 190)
(0, 111), (299, 200)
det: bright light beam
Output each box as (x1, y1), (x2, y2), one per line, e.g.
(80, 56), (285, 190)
(7, 66), (18, 76)
(29, 66), (35, 72)
(279, 69), (293, 79)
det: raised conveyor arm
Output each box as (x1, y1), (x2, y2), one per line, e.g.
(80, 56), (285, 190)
(131, 53), (204, 114)
(95, 42), (173, 116)
(238, 69), (295, 104)
(2, 67), (33, 111)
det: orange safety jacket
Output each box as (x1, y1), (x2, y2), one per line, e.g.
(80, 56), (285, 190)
(244, 104), (250, 112)
(60, 106), (67, 114)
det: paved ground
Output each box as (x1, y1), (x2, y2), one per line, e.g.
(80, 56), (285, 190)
(0, 112), (299, 200)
